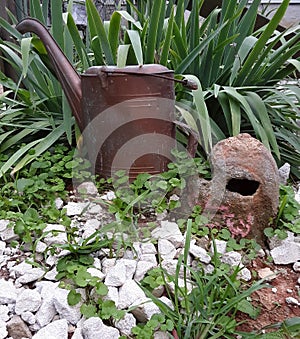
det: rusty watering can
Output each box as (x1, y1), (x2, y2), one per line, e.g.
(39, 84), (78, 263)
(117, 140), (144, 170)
(16, 18), (198, 180)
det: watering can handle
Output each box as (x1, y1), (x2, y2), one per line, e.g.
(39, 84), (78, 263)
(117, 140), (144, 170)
(101, 69), (198, 90)
(173, 121), (199, 157)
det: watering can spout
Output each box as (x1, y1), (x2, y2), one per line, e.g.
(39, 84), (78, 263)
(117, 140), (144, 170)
(16, 18), (83, 129)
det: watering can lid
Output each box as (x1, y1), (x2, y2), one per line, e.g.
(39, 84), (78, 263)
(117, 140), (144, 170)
(84, 64), (173, 75)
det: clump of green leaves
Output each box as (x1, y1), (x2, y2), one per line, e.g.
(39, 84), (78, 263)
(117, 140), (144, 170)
(108, 150), (210, 224)
(264, 184), (300, 240)
(56, 253), (125, 321)
(0, 143), (93, 248)
(132, 313), (174, 339)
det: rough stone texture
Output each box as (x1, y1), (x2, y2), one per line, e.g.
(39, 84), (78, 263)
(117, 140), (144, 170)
(52, 288), (82, 324)
(278, 163), (290, 184)
(15, 289), (42, 315)
(189, 244), (211, 264)
(158, 239), (176, 260)
(151, 221), (184, 247)
(81, 317), (119, 339)
(114, 313), (136, 336)
(43, 224), (67, 245)
(210, 239), (227, 254)
(0, 279), (18, 304)
(105, 261), (127, 287)
(134, 260), (157, 281)
(7, 315), (32, 339)
(270, 241), (300, 264)
(200, 133), (279, 245)
(0, 320), (7, 339)
(118, 280), (146, 309)
(32, 319), (68, 339)
(76, 181), (99, 196)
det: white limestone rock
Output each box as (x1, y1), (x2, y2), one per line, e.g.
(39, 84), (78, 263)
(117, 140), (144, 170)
(43, 224), (67, 245)
(15, 289), (42, 315)
(189, 244), (211, 264)
(32, 319), (68, 339)
(103, 286), (119, 307)
(140, 242), (157, 255)
(0, 320), (7, 339)
(15, 267), (45, 285)
(293, 262), (300, 272)
(77, 181), (98, 196)
(35, 241), (47, 253)
(105, 261), (127, 287)
(0, 220), (17, 242)
(87, 267), (105, 281)
(270, 241), (300, 264)
(139, 254), (157, 265)
(131, 297), (160, 322)
(118, 280), (146, 309)
(158, 239), (176, 260)
(21, 311), (36, 325)
(55, 197), (64, 210)
(9, 261), (32, 278)
(161, 259), (184, 277)
(35, 282), (59, 327)
(52, 288), (82, 324)
(0, 305), (9, 322)
(44, 266), (59, 281)
(268, 231), (296, 250)
(221, 251), (242, 267)
(82, 219), (101, 240)
(35, 297), (57, 328)
(0, 242), (5, 256)
(65, 202), (89, 216)
(101, 258), (116, 275)
(210, 239), (227, 255)
(117, 259), (137, 280)
(152, 221), (184, 247)
(0, 220), (9, 232)
(81, 317), (119, 339)
(154, 331), (170, 339)
(114, 313), (136, 336)
(0, 279), (18, 304)
(134, 260), (157, 282)
(238, 267), (252, 282)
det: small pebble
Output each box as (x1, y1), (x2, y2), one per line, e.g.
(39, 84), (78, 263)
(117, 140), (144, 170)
(271, 287), (277, 293)
(286, 289), (293, 293)
(293, 262), (300, 272)
(286, 297), (300, 306)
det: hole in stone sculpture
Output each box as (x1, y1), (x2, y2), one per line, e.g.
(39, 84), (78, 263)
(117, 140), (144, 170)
(226, 178), (260, 196)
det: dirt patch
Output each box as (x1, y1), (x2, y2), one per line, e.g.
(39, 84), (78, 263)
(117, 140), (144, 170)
(236, 258), (300, 333)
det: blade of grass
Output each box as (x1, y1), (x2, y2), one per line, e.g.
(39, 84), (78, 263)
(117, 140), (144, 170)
(127, 30), (143, 66)
(51, 0), (64, 49)
(117, 44), (130, 68)
(30, 0), (45, 24)
(184, 75), (212, 154)
(108, 12), (121, 63)
(145, 0), (163, 63)
(160, 6), (175, 66)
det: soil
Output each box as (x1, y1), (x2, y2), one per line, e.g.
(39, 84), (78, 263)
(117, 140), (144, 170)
(236, 258), (300, 334)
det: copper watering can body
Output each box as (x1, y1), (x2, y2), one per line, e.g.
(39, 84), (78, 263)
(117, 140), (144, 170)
(16, 18), (197, 180)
